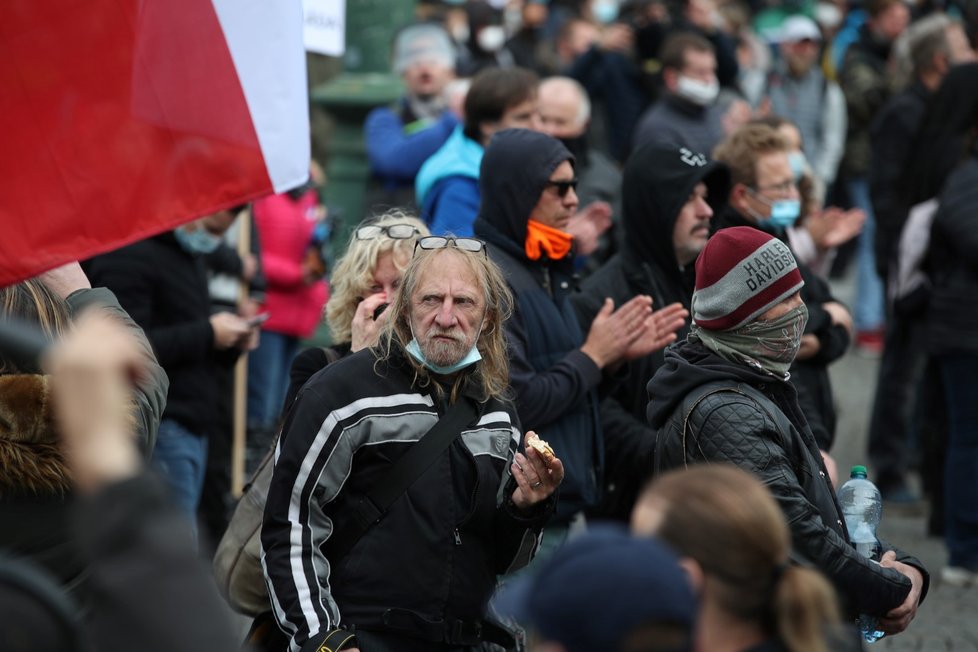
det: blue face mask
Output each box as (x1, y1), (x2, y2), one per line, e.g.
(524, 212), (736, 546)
(787, 151), (807, 181)
(592, 0), (619, 23)
(749, 189), (801, 231)
(767, 199), (802, 229)
(174, 226), (221, 254)
(406, 338), (482, 375)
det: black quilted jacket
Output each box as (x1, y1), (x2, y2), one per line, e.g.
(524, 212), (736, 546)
(648, 339), (929, 619)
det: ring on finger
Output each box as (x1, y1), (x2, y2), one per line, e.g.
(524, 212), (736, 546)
(532, 481), (543, 489)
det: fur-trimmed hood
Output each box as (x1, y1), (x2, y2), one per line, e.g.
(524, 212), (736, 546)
(0, 374), (71, 496)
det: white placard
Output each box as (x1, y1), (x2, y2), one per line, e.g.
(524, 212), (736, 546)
(303, 0), (345, 56)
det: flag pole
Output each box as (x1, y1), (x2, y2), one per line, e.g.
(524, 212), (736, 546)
(231, 209), (252, 498)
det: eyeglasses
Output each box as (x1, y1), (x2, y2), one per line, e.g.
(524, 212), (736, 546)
(414, 236), (487, 256)
(751, 179), (796, 196)
(545, 178), (578, 198)
(355, 224), (420, 240)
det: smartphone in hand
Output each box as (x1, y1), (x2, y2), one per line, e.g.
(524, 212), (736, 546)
(373, 303), (390, 321)
(245, 312), (271, 328)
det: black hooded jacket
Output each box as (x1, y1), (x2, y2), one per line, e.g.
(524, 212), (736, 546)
(712, 206), (848, 449)
(570, 145), (730, 519)
(473, 129), (603, 521)
(647, 339), (929, 619)
(87, 233), (236, 436)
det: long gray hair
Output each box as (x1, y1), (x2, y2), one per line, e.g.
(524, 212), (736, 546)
(378, 246), (513, 404)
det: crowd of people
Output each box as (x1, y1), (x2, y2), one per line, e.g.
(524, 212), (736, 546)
(4, 0), (978, 650)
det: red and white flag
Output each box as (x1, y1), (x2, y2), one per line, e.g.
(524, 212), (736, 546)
(0, 0), (310, 287)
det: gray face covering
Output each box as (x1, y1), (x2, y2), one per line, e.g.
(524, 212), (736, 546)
(693, 304), (809, 379)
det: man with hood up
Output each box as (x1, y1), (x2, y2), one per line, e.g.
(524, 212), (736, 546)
(473, 129), (679, 542)
(571, 144), (729, 519)
(646, 226), (929, 633)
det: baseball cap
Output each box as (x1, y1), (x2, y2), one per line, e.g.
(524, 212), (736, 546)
(392, 23), (456, 73)
(777, 15), (823, 43)
(493, 526), (696, 652)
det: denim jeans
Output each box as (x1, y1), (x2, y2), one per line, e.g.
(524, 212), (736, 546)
(938, 354), (978, 568)
(247, 330), (299, 430)
(846, 178), (885, 332)
(152, 418), (208, 527)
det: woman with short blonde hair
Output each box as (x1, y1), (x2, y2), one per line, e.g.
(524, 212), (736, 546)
(280, 210), (429, 416)
(325, 210), (429, 348)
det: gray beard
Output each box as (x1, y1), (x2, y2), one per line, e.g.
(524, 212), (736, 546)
(423, 336), (466, 367)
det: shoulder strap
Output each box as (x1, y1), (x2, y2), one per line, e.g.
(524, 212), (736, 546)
(678, 382), (812, 480)
(654, 384), (736, 475)
(655, 382), (786, 473)
(321, 346), (343, 365)
(327, 396), (479, 561)
(678, 386), (742, 469)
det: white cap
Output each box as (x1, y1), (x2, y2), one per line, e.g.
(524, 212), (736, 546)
(814, 2), (843, 29)
(393, 24), (456, 74)
(777, 15), (823, 43)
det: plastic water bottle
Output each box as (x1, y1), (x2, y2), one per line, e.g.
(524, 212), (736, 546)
(837, 465), (885, 643)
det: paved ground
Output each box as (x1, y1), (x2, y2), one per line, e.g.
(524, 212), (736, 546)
(828, 275), (978, 650)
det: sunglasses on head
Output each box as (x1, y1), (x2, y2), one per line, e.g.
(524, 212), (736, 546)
(414, 236), (487, 256)
(545, 178), (578, 198)
(355, 224), (420, 240)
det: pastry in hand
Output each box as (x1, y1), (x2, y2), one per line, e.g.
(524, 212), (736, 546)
(526, 432), (556, 465)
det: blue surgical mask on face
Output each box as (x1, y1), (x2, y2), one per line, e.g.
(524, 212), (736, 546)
(174, 226), (221, 254)
(406, 338), (482, 375)
(787, 151), (807, 181)
(749, 188), (801, 231)
(592, 0), (620, 24)
(769, 199), (801, 228)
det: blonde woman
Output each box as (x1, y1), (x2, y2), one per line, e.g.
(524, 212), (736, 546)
(280, 211), (429, 414)
(632, 465), (855, 652)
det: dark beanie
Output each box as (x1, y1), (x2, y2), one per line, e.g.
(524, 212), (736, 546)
(692, 227), (804, 331)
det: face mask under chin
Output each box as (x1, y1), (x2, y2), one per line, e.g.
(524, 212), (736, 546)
(406, 337), (482, 375)
(675, 75), (719, 106)
(174, 226), (221, 254)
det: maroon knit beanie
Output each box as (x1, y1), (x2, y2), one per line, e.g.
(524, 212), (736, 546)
(692, 227), (804, 331)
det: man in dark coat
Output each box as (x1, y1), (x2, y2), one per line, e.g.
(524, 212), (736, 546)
(866, 15), (972, 500)
(473, 129), (678, 542)
(572, 145), (727, 519)
(647, 226), (929, 631)
(87, 216), (257, 525)
(838, 0), (910, 349)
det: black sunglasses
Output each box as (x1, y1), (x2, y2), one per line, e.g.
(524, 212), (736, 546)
(545, 178), (578, 198)
(355, 224), (420, 240)
(414, 236), (487, 256)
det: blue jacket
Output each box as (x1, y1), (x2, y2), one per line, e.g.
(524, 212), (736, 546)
(364, 101), (457, 191)
(473, 129), (603, 521)
(416, 126), (483, 236)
